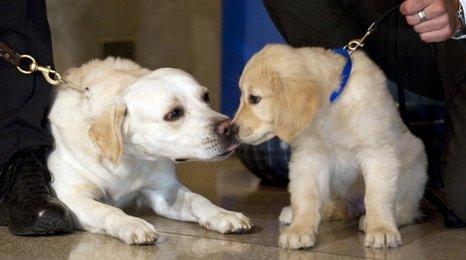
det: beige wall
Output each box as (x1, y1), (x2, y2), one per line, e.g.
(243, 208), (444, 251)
(46, 0), (221, 109)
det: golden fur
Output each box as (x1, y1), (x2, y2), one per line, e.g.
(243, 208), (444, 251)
(234, 44), (427, 249)
(88, 104), (126, 168)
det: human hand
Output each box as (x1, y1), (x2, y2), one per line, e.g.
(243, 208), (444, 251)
(400, 0), (461, 42)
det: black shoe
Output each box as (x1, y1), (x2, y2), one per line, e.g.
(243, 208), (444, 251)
(424, 190), (466, 228)
(0, 146), (74, 235)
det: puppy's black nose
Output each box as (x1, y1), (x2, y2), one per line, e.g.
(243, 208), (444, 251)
(215, 119), (237, 137)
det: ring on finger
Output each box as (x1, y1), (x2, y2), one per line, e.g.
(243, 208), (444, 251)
(417, 10), (428, 23)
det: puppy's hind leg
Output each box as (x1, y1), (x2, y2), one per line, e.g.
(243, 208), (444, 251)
(395, 136), (428, 227)
(145, 181), (253, 234)
(279, 206), (293, 225)
(321, 198), (350, 222)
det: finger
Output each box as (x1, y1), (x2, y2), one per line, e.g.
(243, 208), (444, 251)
(419, 27), (453, 42)
(400, 0), (432, 15)
(405, 13), (421, 26)
(413, 14), (448, 33)
(406, 12), (429, 26)
(405, 2), (444, 26)
(423, 0), (448, 20)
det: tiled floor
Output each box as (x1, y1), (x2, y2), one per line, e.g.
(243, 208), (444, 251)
(1, 157), (465, 259)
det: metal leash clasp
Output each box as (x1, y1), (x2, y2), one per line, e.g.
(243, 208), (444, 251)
(16, 54), (63, 86)
(344, 22), (376, 54)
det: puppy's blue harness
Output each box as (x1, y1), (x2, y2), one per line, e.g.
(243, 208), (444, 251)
(329, 48), (352, 103)
(328, 4), (401, 103)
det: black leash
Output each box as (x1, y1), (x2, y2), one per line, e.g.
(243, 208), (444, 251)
(344, 4), (401, 53)
(341, 3), (409, 122)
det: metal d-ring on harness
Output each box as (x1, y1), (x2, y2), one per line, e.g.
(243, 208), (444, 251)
(0, 41), (88, 94)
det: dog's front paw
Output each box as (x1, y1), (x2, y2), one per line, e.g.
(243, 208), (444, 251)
(201, 210), (253, 234)
(115, 217), (158, 245)
(358, 215), (367, 232)
(279, 206), (292, 225)
(365, 226), (401, 248)
(279, 225), (316, 249)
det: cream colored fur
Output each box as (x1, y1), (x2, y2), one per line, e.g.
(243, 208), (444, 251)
(233, 44), (427, 249)
(48, 57), (252, 245)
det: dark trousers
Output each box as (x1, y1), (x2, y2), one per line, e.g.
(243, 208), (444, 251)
(0, 0), (53, 165)
(263, 0), (466, 220)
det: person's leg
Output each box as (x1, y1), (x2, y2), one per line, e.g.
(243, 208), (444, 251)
(0, 0), (53, 163)
(437, 40), (466, 222)
(0, 0), (73, 235)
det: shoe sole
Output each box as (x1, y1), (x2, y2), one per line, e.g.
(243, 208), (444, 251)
(11, 218), (74, 236)
(9, 217), (74, 236)
(6, 210), (74, 236)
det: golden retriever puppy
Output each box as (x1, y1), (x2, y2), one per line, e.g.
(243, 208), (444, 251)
(233, 44), (427, 249)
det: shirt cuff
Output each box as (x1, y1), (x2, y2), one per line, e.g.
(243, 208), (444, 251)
(460, 0), (466, 13)
(452, 0), (466, 39)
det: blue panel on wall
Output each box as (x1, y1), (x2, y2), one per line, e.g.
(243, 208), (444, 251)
(221, 0), (285, 117)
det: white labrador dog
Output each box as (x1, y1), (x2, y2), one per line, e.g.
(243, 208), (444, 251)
(47, 58), (252, 245)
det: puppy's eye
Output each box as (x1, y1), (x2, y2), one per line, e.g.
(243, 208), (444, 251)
(248, 95), (261, 104)
(202, 92), (210, 103)
(164, 107), (184, 122)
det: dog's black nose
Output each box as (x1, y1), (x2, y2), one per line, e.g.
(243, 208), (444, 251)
(215, 119), (237, 137)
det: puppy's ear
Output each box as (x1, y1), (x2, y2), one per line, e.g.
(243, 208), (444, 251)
(89, 104), (126, 168)
(272, 73), (321, 143)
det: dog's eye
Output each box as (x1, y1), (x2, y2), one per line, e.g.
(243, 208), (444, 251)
(164, 107), (184, 122)
(248, 95), (261, 104)
(202, 92), (210, 103)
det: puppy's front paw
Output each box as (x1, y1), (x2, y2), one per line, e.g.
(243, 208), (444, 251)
(201, 210), (253, 234)
(358, 215), (367, 232)
(279, 225), (316, 249)
(365, 226), (401, 248)
(116, 217), (158, 245)
(279, 206), (292, 225)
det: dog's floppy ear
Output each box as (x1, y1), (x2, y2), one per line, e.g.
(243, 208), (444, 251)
(89, 104), (126, 168)
(272, 73), (321, 143)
